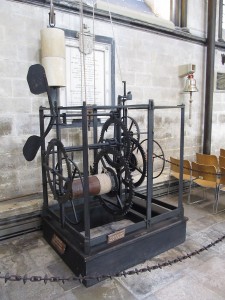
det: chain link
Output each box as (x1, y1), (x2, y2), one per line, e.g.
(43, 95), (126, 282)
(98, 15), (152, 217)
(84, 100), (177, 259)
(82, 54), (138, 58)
(0, 234), (224, 284)
(1, 155), (224, 284)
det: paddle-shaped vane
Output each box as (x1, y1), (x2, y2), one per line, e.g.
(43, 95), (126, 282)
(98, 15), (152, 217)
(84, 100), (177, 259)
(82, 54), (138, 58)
(23, 64), (56, 161)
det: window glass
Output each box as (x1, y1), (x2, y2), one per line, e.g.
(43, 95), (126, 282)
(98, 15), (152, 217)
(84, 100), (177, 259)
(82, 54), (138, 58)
(219, 0), (225, 40)
(144, 0), (171, 20)
(222, 0), (225, 38)
(96, 0), (174, 28)
(99, 0), (154, 14)
(107, 0), (152, 13)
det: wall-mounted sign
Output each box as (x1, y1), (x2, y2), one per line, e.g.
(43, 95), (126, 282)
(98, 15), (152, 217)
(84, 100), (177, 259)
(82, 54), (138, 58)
(216, 72), (225, 91)
(60, 30), (115, 107)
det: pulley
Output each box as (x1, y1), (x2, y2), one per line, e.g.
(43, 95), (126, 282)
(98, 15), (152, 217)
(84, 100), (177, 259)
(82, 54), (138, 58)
(79, 24), (94, 55)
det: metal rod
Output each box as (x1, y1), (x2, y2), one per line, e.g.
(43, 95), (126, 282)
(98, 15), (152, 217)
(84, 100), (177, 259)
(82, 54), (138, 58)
(181, 0), (187, 28)
(42, 164), (69, 181)
(93, 106), (98, 164)
(82, 102), (91, 254)
(49, 0), (56, 27)
(60, 203), (65, 228)
(170, 0), (181, 26)
(146, 99), (154, 228)
(40, 108), (48, 216)
(64, 141), (124, 152)
(178, 105), (185, 210)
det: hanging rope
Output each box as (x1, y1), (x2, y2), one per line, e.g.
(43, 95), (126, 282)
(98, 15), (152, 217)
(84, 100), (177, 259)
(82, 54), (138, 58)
(79, 0), (96, 104)
(106, 0), (123, 84)
(92, 1), (96, 104)
(79, 0), (86, 102)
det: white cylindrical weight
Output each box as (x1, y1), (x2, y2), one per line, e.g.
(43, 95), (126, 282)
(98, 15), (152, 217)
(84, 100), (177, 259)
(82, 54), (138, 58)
(41, 28), (66, 87)
(41, 28), (65, 58)
(94, 173), (112, 195)
(42, 57), (66, 87)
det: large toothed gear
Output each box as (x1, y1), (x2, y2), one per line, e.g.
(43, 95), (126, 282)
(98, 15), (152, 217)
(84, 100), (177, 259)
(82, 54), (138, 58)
(45, 138), (73, 203)
(121, 116), (141, 142)
(92, 148), (134, 216)
(128, 137), (147, 187)
(99, 116), (131, 168)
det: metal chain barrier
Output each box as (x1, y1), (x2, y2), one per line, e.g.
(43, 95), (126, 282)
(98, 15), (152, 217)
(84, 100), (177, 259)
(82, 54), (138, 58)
(0, 155), (224, 284)
(0, 233), (224, 284)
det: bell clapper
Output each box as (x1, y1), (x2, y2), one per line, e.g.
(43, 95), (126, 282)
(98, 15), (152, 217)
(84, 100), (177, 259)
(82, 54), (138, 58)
(189, 91), (193, 119)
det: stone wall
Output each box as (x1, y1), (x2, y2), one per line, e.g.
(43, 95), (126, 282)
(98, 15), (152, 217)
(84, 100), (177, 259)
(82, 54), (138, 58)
(0, 0), (221, 203)
(0, 0), (46, 201)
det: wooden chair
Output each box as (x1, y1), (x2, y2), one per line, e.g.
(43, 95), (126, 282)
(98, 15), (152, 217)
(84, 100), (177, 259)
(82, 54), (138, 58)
(215, 166), (225, 214)
(168, 157), (193, 201)
(220, 148), (225, 158)
(196, 153), (219, 171)
(189, 162), (219, 211)
(219, 155), (225, 169)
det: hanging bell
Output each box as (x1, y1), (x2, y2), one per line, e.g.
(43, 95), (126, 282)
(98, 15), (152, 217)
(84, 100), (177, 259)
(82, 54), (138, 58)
(183, 73), (198, 120)
(183, 73), (198, 93)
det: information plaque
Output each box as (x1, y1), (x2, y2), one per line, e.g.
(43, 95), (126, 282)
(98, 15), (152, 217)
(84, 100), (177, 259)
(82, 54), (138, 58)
(216, 72), (225, 91)
(60, 30), (115, 107)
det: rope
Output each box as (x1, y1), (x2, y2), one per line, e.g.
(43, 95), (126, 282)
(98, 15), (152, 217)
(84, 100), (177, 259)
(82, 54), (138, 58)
(79, 0), (96, 104)
(79, 0), (84, 101)
(92, 1), (96, 104)
(79, 0), (88, 103)
(106, 0), (123, 83)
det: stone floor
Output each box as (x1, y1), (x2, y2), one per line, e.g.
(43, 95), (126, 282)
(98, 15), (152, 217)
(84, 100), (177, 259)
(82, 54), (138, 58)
(0, 187), (225, 300)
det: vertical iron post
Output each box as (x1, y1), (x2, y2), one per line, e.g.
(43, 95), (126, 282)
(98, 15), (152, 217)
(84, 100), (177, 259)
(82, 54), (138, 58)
(93, 105), (98, 164)
(171, 0), (181, 26)
(52, 87), (66, 227)
(178, 105), (185, 211)
(171, 0), (187, 28)
(40, 106), (48, 216)
(146, 100), (154, 228)
(181, 0), (187, 28)
(203, 0), (217, 154)
(82, 102), (91, 254)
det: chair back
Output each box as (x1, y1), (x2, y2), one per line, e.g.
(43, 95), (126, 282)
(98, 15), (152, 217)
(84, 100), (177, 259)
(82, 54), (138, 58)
(170, 157), (191, 175)
(219, 156), (225, 169)
(220, 167), (225, 185)
(220, 148), (225, 158)
(192, 162), (217, 182)
(196, 153), (219, 170)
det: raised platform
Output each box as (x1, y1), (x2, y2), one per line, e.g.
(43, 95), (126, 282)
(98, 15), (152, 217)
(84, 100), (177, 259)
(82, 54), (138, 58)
(42, 198), (187, 287)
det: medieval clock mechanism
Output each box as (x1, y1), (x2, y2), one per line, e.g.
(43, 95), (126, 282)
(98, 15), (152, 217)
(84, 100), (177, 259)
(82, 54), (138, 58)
(23, 0), (187, 287)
